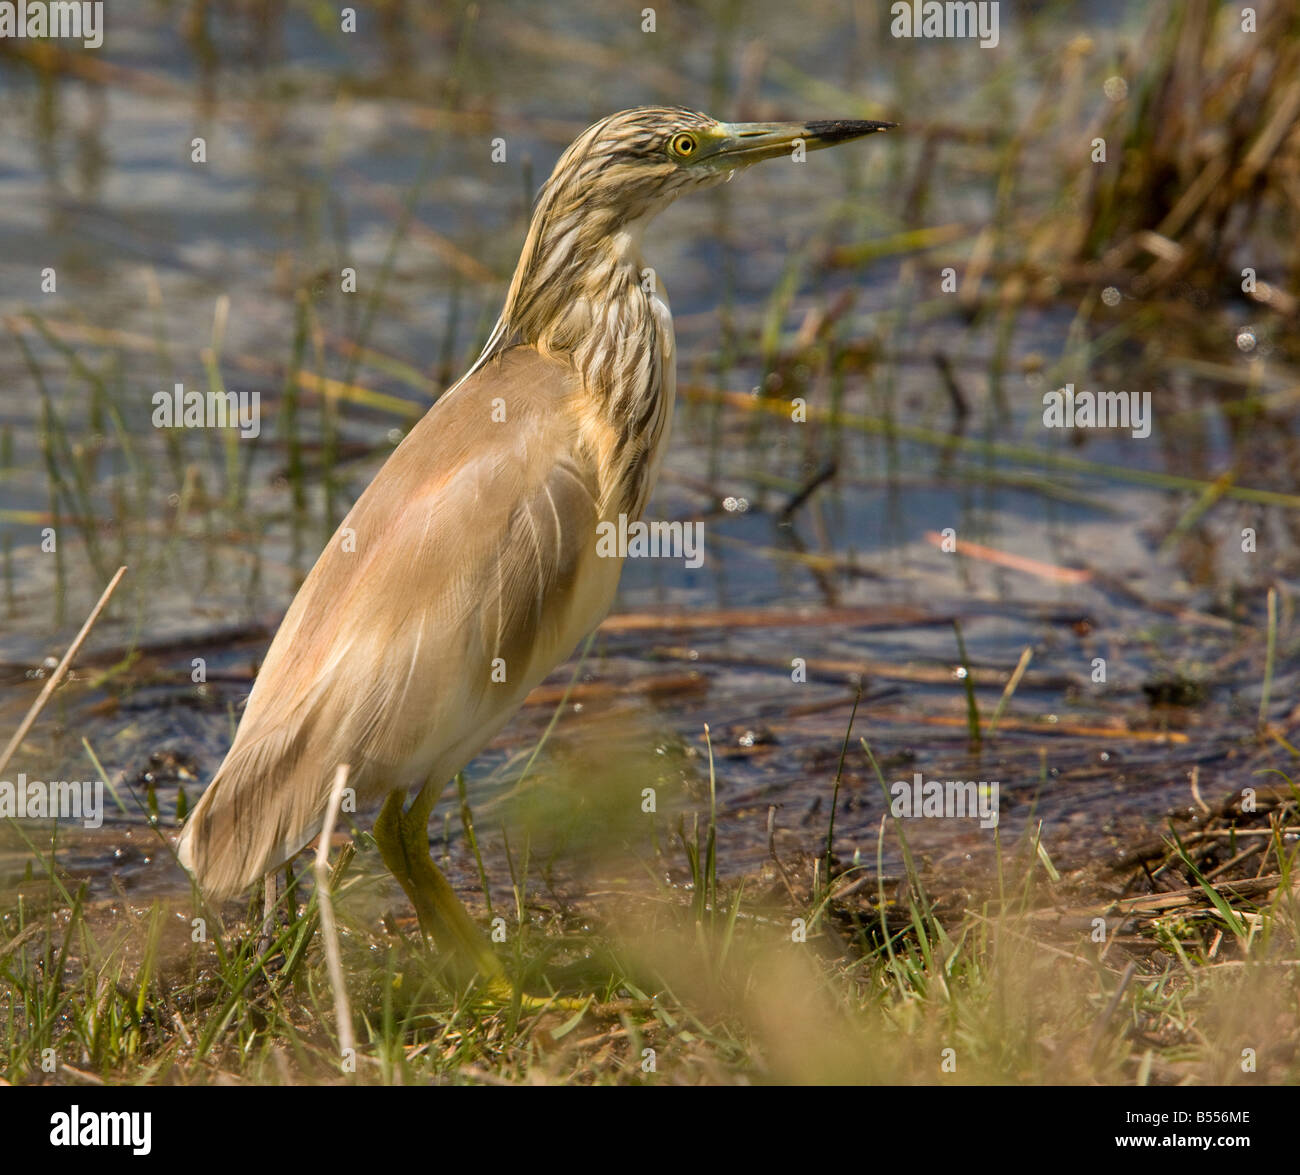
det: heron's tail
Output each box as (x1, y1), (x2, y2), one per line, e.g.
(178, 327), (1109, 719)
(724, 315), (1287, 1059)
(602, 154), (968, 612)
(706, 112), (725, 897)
(176, 743), (324, 900)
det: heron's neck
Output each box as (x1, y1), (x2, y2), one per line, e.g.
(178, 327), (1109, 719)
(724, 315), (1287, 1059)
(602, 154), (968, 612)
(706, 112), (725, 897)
(500, 207), (664, 399)
(501, 206), (653, 342)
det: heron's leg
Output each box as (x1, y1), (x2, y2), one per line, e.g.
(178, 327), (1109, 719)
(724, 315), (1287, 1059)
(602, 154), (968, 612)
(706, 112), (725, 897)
(373, 780), (506, 984)
(372, 783), (590, 1012)
(254, 870), (280, 957)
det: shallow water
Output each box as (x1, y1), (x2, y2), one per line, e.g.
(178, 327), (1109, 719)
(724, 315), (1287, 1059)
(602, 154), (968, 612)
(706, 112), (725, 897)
(1, 2), (1296, 909)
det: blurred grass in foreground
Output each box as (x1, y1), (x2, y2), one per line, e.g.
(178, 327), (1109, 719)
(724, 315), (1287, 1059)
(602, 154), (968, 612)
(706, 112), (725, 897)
(1, 723), (1296, 1085)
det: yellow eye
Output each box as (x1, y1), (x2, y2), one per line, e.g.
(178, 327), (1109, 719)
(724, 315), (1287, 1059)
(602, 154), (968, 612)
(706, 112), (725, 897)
(670, 133), (697, 157)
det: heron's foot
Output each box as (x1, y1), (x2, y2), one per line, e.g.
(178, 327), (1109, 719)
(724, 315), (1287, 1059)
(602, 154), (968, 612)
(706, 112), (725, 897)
(474, 982), (594, 1016)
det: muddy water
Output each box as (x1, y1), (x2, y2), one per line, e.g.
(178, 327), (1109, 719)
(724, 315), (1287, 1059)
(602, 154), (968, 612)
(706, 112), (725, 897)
(0, 3), (1296, 910)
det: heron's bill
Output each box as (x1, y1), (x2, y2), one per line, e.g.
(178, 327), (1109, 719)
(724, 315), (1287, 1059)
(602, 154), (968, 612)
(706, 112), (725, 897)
(703, 119), (897, 168)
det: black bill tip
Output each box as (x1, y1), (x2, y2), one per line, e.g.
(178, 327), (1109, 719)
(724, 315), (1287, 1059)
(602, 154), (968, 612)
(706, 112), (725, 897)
(805, 119), (899, 143)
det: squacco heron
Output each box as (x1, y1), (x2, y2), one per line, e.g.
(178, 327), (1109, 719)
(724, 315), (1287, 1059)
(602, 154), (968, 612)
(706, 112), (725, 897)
(177, 107), (894, 981)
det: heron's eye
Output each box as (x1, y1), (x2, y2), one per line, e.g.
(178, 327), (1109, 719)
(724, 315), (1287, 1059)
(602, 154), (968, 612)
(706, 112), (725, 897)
(670, 133), (698, 158)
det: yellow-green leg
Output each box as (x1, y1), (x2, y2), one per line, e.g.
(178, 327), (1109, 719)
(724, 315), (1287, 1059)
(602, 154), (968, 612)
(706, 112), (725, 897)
(373, 780), (587, 1012)
(373, 779), (506, 984)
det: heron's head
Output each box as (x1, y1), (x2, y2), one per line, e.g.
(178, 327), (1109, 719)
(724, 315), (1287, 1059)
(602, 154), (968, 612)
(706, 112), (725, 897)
(541, 106), (897, 231)
(499, 106), (895, 351)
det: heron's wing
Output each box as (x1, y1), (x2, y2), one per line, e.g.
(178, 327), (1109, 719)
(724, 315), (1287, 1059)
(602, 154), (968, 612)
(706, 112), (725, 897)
(178, 346), (615, 898)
